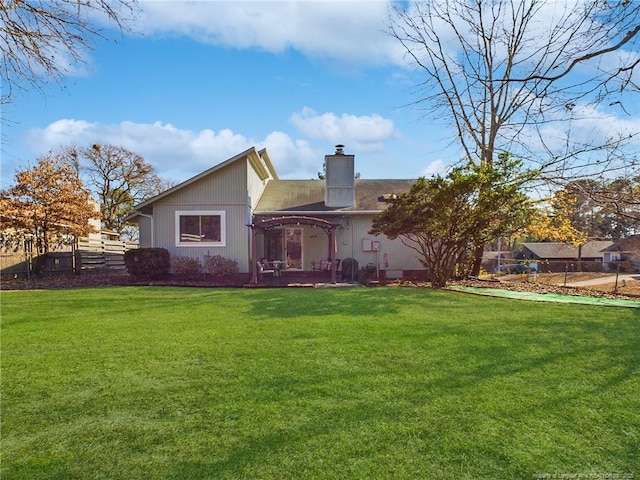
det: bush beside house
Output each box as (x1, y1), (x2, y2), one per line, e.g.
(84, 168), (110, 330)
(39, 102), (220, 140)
(124, 248), (170, 279)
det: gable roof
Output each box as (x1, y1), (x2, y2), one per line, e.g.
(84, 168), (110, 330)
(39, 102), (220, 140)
(522, 240), (613, 259)
(130, 146), (276, 213)
(601, 234), (640, 253)
(254, 179), (417, 215)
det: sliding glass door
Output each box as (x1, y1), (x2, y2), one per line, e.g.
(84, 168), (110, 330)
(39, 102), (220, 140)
(264, 227), (303, 270)
(285, 227), (303, 270)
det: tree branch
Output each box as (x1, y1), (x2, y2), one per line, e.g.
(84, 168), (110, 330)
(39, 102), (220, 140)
(507, 24), (640, 83)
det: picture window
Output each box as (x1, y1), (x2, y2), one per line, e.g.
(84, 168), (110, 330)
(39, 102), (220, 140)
(176, 211), (225, 246)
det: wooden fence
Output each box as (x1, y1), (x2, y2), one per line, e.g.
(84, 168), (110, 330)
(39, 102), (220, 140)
(0, 238), (138, 278)
(76, 238), (138, 273)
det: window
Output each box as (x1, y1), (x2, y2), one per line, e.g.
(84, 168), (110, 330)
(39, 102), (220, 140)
(176, 211), (225, 246)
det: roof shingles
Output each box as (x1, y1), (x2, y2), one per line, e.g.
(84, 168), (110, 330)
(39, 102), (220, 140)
(522, 240), (613, 259)
(254, 179), (416, 214)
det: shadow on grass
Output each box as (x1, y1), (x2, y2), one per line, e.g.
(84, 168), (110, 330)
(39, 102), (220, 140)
(240, 287), (435, 320)
(3, 287), (639, 479)
(165, 305), (640, 478)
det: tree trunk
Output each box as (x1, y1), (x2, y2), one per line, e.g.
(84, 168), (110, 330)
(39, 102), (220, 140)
(471, 243), (484, 277)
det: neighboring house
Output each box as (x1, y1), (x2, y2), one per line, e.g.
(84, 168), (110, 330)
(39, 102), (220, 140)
(126, 146), (423, 283)
(601, 235), (640, 271)
(519, 240), (613, 262)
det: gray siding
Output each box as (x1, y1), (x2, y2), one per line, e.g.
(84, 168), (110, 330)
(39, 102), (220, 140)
(164, 160), (248, 205)
(304, 227), (330, 268)
(270, 215), (424, 273)
(138, 216), (153, 248)
(336, 216), (423, 271)
(151, 160), (253, 272)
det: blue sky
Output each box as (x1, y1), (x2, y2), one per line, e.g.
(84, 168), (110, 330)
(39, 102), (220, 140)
(2, 0), (638, 189)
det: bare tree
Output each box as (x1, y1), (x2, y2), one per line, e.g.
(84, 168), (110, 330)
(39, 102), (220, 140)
(565, 176), (640, 238)
(389, 0), (640, 273)
(77, 144), (163, 237)
(0, 0), (137, 104)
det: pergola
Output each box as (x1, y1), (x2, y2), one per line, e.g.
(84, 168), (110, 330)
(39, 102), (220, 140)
(249, 215), (339, 284)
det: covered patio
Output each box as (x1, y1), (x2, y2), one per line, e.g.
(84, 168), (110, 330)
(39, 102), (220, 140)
(249, 215), (339, 285)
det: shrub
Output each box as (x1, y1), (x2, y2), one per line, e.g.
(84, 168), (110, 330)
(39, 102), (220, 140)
(341, 257), (359, 281)
(172, 256), (202, 279)
(356, 263), (377, 284)
(124, 248), (170, 279)
(204, 254), (239, 279)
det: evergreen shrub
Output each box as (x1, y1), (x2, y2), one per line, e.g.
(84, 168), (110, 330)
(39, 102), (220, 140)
(124, 248), (170, 279)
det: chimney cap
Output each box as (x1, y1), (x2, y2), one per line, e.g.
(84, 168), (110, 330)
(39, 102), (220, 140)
(335, 144), (345, 155)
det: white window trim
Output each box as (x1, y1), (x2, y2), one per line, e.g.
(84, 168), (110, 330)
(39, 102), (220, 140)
(175, 210), (226, 247)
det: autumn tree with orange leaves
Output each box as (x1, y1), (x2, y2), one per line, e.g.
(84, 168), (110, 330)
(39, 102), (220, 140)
(0, 152), (97, 254)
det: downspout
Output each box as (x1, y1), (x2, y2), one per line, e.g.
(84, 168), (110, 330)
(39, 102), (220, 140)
(136, 212), (154, 247)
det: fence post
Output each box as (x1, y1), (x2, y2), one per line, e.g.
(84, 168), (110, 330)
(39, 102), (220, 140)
(72, 237), (77, 275)
(102, 239), (107, 274)
(26, 237), (33, 279)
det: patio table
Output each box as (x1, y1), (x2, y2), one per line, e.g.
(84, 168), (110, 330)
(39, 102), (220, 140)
(269, 260), (284, 276)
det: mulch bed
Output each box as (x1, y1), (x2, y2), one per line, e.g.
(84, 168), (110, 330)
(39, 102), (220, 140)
(0, 273), (248, 291)
(2, 273), (638, 301)
(381, 278), (639, 301)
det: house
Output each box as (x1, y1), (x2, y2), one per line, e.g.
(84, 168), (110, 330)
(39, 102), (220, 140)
(518, 240), (614, 272)
(126, 146), (423, 283)
(600, 235), (640, 271)
(519, 240), (614, 262)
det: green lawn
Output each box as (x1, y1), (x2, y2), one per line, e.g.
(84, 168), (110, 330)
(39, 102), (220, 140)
(2, 287), (638, 479)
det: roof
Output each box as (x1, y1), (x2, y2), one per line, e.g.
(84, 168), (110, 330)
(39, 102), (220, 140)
(128, 146), (276, 216)
(601, 235), (640, 253)
(254, 179), (417, 215)
(522, 240), (613, 259)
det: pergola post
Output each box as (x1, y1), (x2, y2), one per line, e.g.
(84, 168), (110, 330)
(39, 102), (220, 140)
(251, 226), (258, 284)
(330, 227), (337, 284)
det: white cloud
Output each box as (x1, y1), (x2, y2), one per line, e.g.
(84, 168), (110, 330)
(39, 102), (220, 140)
(527, 103), (640, 153)
(290, 107), (397, 151)
(420, 159), (447, 177)
(30, 118), (94, 145)
(261, 132), (321, 177)
(137, 0), (404, 66)
(22, 119), (328, 182)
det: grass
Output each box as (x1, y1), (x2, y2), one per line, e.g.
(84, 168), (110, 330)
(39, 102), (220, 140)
(2, 286), (639, 479)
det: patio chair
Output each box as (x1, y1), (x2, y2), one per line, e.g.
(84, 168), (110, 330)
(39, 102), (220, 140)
(257, 261), (275, 280)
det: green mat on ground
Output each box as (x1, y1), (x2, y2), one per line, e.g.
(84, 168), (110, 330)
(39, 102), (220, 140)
(447, 286), (640, 308)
